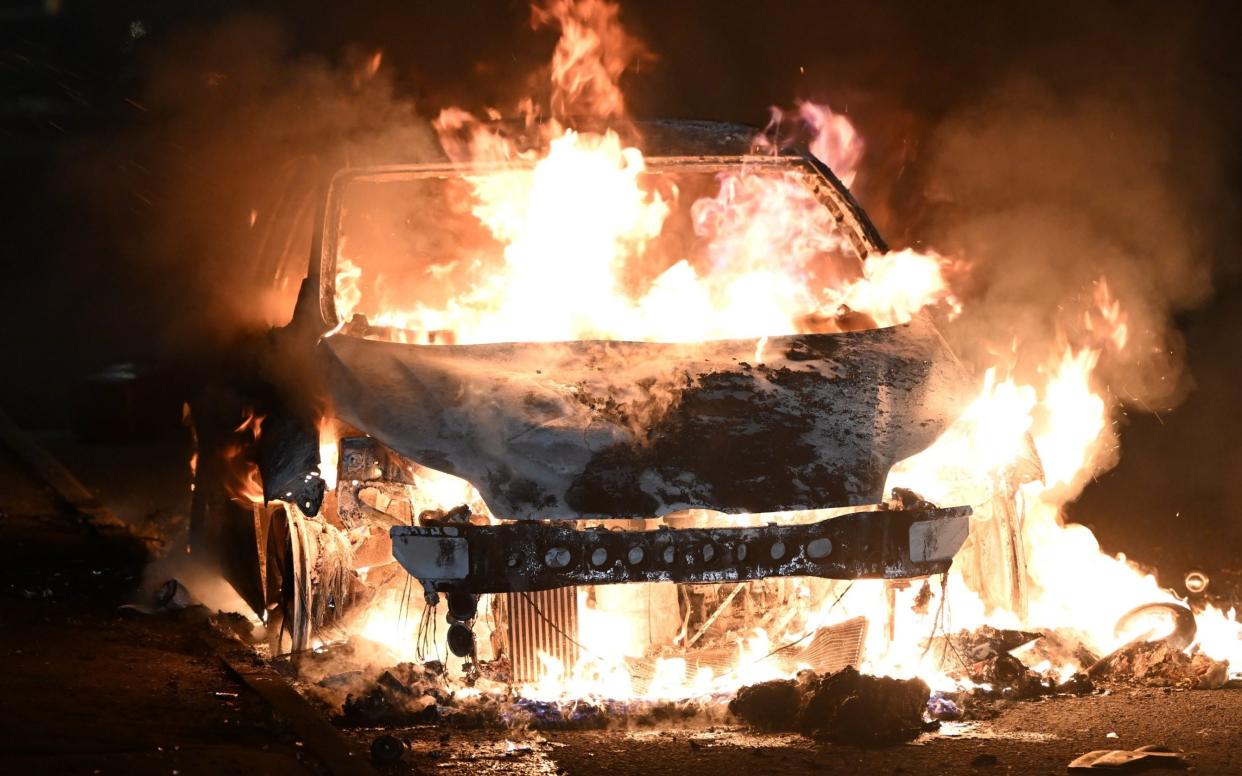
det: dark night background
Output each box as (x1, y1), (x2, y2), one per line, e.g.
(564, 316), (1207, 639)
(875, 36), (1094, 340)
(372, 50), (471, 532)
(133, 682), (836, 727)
(1, 1), (1240, 598)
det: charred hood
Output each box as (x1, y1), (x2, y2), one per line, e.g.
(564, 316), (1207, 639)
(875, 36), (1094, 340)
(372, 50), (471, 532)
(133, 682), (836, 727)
(317, 316), (971, 520)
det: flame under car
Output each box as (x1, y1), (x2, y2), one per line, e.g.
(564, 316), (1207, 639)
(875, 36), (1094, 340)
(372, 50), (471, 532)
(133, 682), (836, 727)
(190, 121), (974, 668)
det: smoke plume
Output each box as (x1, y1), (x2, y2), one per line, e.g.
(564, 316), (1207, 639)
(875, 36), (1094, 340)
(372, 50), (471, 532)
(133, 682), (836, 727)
(67, 16), (440, 359)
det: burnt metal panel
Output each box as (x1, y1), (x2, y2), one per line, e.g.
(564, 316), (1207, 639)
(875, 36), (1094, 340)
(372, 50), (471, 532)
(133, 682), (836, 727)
(391, 505), (970, 596)
(257, 409), (325, 517)
(791, 616), (869, 674)
(321, 317), (971, 521)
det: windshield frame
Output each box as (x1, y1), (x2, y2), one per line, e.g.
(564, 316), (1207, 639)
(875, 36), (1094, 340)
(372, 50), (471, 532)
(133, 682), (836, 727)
(311, 154), (885, 332)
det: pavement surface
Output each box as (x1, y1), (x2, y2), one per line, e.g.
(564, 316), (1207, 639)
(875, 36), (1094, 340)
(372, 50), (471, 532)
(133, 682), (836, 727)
(0, 441), (324, 775)
(344, 686), (1242, 775)
(1, 434), (1241, 775)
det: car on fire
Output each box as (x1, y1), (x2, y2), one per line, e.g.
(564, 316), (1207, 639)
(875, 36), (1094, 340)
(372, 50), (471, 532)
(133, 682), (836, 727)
(189, 120), (974, 668)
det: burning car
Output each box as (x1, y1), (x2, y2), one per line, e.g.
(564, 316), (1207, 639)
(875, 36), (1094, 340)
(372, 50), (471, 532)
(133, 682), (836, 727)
(189, 120), (975, 674)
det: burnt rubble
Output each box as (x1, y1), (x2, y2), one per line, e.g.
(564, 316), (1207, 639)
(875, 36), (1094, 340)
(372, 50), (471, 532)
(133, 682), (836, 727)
(924, 617), (1231, 717)
(274, 614), (1232, 742)
(726, 620), (1234, 740)
(959, 633), (1095, 701)
(729, 667), (932, 744)
(313, 658), (517, 729)
(727, 677), (805, 731)
(1097, 641), (1229, 690)
(339, 664), (444, 726)
(290, 648), (732, 732)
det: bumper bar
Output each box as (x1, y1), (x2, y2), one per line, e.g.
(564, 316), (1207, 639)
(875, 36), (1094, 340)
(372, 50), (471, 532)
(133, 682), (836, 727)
(390, 505), (971, 595)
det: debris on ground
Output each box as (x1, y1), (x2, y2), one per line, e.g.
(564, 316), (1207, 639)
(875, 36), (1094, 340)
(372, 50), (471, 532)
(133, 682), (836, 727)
(287, 645), (731, 731)
(955, 649), (1095, 703)
(370, 734), (405, 764)
(1067, 744), (1187, 771)
(1086, 602), (1221, 686)
(117, 578), (193, 615)
(1099, 642), (1229, 689)
(926, 691), (962, 721)
(801, 667), (932, 743)
(338, 664), (447, 726)
(726, 677), (804, 730)
(933, 625), (1097, 701)
(1114, 604), (1198, 652)
(273, 610), (1229, 743)
(953, 626), (1043, 662)
(729, 666), (931, 744)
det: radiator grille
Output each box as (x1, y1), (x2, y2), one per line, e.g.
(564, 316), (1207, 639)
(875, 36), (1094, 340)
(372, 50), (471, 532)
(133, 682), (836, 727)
(620, 615), (868, 694)
(503, 587), (580, 683)
(500, 590), (863, 685)
(785, 615), (869, 674)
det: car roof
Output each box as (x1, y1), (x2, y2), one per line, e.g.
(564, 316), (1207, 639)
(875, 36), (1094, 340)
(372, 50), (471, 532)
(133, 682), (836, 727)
(340, 118), (798, 169)
(627, 119), (777, 157)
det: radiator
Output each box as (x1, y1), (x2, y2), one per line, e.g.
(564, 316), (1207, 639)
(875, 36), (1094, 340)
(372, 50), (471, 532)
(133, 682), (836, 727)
(503, 587), (580, 683)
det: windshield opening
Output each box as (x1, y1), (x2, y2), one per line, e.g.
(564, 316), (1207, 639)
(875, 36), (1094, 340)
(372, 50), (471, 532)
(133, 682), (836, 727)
(329, 158), (867, 345)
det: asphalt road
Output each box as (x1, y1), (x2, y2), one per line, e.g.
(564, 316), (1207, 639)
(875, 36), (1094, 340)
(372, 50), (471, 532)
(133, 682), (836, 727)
(0, 441), (322, 775)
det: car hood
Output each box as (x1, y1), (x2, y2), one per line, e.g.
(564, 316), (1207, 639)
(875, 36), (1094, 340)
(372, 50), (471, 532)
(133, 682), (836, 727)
(317, 317), (972, 520)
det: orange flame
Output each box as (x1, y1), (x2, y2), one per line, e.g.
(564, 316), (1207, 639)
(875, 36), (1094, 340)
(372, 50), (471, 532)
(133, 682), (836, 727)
(223, 409), (264, 505)
(317, 415), (339, 491)
(326, 0), (1240, 699)
(532, 0), (650, 120)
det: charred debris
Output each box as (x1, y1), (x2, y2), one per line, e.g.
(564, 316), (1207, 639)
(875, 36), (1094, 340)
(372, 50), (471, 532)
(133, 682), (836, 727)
(239, 597), (1236, 745)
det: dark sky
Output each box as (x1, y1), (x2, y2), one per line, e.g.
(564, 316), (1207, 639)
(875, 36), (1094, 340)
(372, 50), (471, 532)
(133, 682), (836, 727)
(1, 0), (1240, 595)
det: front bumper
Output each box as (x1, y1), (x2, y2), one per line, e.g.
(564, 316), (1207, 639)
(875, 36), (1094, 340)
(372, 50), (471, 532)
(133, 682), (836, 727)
(390, 505), (971, 596)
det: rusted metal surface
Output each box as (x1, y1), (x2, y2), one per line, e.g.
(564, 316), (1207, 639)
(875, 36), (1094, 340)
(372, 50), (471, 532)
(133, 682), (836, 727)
(320, 316), (971, 521)
(391, 505), (970, 595)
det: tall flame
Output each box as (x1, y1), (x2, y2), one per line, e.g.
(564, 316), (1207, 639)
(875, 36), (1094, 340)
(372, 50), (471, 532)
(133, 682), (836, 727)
(334, 122), (956, 345)
(324, 0), (1240, 700)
